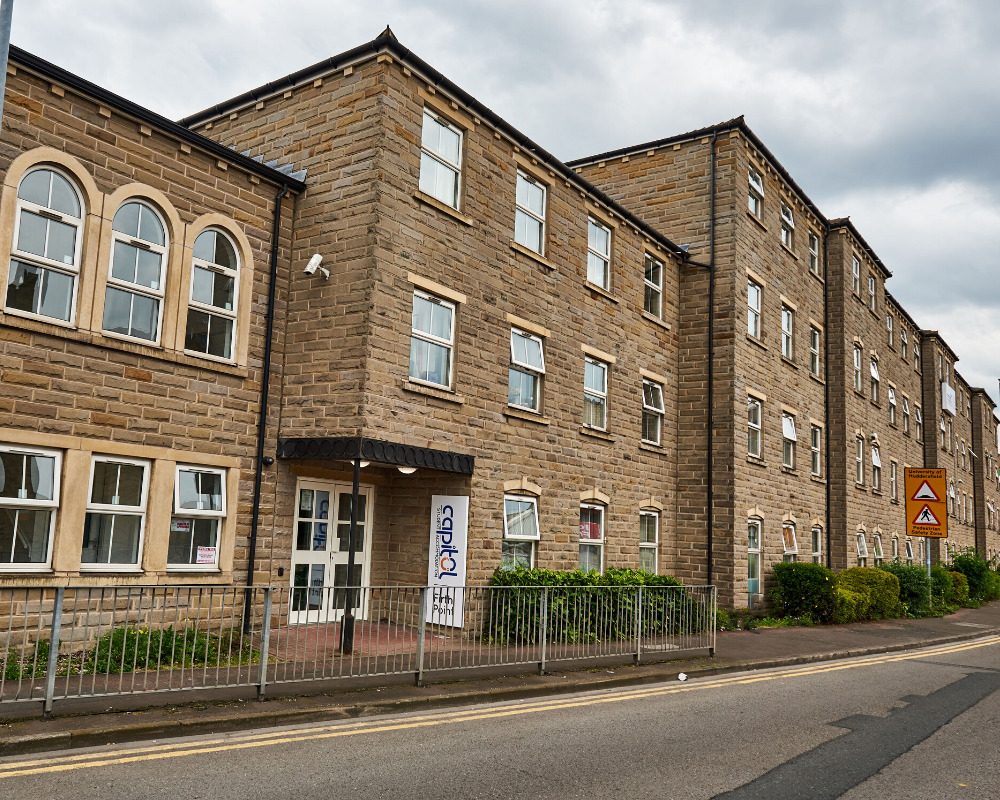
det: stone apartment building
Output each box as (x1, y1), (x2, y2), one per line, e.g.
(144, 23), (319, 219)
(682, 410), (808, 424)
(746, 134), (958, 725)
(1, 28), (997, 613)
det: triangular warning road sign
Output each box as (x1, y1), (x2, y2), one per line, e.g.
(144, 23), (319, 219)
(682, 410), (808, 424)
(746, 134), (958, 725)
(912, 481), (940, 502)
(913, 504), (941, 526)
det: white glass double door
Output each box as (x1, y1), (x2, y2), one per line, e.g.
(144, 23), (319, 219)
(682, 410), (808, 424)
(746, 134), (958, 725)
(290, 480), (373, 624)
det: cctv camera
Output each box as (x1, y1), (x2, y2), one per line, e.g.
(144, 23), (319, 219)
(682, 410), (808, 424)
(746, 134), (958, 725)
(304, 253), (323, 275)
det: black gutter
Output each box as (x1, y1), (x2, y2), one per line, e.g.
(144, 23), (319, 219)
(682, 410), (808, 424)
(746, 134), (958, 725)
(244, 183), (290, 627)
(823, 223), (832, 568)
(181, 30), (686, 261)
(9, 45), (305, 193)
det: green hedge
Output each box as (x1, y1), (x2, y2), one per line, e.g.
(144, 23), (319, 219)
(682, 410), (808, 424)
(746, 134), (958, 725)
(486, 567), (704, 644)
(836, 567), (902, 619)
(951, 549), (1000, 603)
(768, 562), (836, 622)
(878, 562), (930, 617)
(832, 587), (872, 624)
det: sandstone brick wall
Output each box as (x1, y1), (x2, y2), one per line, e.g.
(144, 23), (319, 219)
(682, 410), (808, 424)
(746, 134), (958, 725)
(0, 59), (294, 586)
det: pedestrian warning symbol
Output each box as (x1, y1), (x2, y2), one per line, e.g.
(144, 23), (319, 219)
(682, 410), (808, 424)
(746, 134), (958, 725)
(912, 481), (940, 502)
(913, 505), (940, 526)
(904, 467), (948, 538)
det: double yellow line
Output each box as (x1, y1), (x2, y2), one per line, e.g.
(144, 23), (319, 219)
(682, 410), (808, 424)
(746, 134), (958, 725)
(2, 635), (997, 780)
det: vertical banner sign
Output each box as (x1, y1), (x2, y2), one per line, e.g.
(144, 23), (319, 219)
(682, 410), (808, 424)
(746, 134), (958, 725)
(904, 467), (948, 539)
(426, 495), (469, 628)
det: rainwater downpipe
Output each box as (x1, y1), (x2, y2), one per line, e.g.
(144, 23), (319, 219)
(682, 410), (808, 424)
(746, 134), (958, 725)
(823, 222), (832, 567)
(706, 129), (717, 586)
(243, 183), (290, 629)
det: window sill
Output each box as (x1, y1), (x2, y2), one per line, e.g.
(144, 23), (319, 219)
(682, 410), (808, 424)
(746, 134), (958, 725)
(0, 313), (249, 378)
(167, 566), (222, 574)
(79, 566), (144, 574)
(414, 191), (475, 226)
(854, 390), (866, 399)
(780, 243), (799, 261)
(890, 499), (900, 506)
(510, 240), (556, 271)
(0, 567), (54, 575)
(746, 455), (767, 467)
(746, 333), (768, 351)
(579, 426), (614, 442)
(810, 475), (827, 485)
(504, 407), (550, 425)
(781, 356), (798, 370)
(583, 281), (619, 304)
(746, 209), (768, 231)
(641, 311), (672, 331)
(854, 483), (867, 492)
(809, 373), (825, 386)
(872, 490), (884, 497)
(809, 270), (825, 285)
(781, 466), (798, 476)
(402, 379), (465, 405)
(639, 441), (666, 455)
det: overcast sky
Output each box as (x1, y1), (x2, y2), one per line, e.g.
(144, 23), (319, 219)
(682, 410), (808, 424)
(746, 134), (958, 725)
(12, 1), (1000, 402)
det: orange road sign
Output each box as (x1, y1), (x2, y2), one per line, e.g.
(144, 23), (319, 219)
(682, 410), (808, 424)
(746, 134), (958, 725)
(904, 468), (948, 538)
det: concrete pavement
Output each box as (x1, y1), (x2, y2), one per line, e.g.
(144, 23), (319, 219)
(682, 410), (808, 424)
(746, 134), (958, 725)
(2, 601), (998, 757)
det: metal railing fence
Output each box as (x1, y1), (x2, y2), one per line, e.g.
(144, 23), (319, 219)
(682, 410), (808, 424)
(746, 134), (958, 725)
(0, 583), (715, 714)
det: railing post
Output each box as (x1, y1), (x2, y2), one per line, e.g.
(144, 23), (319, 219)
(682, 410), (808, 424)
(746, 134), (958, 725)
(633, 585), (643, 665)
(42, 587), (65, 717)
(257, 587), (273, 700)
(415, 587), (427, 687)
(538, 586), (549, 675)
(709, 586), (717, 657)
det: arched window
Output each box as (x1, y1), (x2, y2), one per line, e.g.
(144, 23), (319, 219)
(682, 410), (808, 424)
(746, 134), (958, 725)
(747, 518), (762, 597)
(185, 228), (239, 360)
(103, 200), (167, 342)
(6, 167), (83, 323)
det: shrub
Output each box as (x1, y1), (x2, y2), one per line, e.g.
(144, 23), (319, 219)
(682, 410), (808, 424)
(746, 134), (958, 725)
(832, 587), (871, 624)
(879, 562), (930, 617)
(951, 548), (997, 602)
(2, 639), (50, 681)
(79, 626), (256, 675)
(930, 565), (958, 612)
(487, 566), (700, 644)
(836, 567), (902, 619)
(768, 562), (836, 622)
(949, 571), (970, 607)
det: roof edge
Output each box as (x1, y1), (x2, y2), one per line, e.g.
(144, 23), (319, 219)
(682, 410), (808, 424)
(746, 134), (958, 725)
(828, 217), (892, 279)
(919, 329), (961, 364)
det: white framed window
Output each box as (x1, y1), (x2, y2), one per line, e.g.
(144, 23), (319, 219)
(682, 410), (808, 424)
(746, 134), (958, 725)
(583, 357), (608, 430)
(900, 329), (908, 362)
(81, 456), (149, 569)
(851, 255), (861, 294)
(579, 503), (604, 572)
(886, 315), (894, 348)
(419, 108), (463, 209)
(808, 232), (820, 274)
(782, 522), (798, 563)
(747, 279), (762, 338)
(888, 386), (897, 425)
(780, 203), (795, 249)
(639, 510), (659, 573)
(905, 538), (914, 565)
(915, 405), (923, 441)
(641, 379), (665, 445)
(853, 345), (863, 392)
(643, 253), (663, 318)
(782, 413), (797, 469)
(586, 218), (612, 290)
(6, 167), (84, 324)
(409, 290), (455, 388)
(857, 532), (869, 566)
(747, 396), (762, 458)
(781, 305), (794, 359)
(514, 171), (546, 254)
(103, 201), (167, 343)
(509, 328), (545, 413)
(902, 397), (911, 435)
(809, 326), (821, 376)
(872, 533), (884, 566)
(948, 482), (956, 516)
(891, 535), (899, 561)
(868, 274), (877, 312)
(914, 343), (921, 373)
(747, 518), (762, 596)
(501, 495), (539, 569)
(810, 424), (822, 477)
(871, 444), (882, 491)
(890, 460), (898, 501)
(870, 358), (880, 403)
(856, 436), (865, 484)
(169, 466), (225, 570)
(811, 526), (822, 564)
(748, 168), (764, 218)
(185, 228), (239, 361)
(0, 445), (60, 569)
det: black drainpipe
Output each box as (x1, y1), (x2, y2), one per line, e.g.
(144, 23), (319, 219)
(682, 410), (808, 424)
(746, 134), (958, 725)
(244, 183), (290, 627)
(823, 222), (832, 567)
(706, 130), (717, 586)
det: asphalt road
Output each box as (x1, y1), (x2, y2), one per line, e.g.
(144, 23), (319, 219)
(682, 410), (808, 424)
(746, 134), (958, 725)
(2, 635), (998, 799)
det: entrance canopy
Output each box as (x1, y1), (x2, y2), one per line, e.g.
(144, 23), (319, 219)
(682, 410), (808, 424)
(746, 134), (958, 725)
(277, 436), (475, 474)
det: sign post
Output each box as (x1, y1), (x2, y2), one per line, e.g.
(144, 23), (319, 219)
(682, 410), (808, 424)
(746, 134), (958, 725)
(904, 467), (948, 603)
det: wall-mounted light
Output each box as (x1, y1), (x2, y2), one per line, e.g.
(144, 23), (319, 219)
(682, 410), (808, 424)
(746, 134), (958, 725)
(359, 461), (370, 468)
(397, 466), (417, 475)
